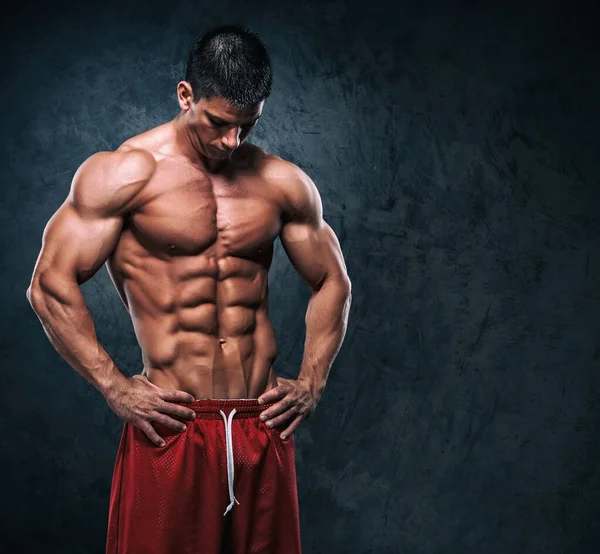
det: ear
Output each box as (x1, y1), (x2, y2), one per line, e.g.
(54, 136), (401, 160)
(177, 81), (194, 111)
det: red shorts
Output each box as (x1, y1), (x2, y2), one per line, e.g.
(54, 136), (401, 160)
(105, 398), (302, 554)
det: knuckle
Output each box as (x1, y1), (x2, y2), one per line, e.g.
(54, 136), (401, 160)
(158, 402), (178, 415)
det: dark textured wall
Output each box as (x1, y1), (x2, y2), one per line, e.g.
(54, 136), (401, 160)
(2, 0), (599, 552)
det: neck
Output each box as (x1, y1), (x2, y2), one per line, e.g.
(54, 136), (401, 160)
(172, 112), (228, 173)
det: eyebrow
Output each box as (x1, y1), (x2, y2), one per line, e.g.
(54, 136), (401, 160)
(206, 111), (261, 125)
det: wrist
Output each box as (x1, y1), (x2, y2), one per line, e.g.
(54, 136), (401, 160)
(94, 364), (127, 399)
(299, 375), (326, 400)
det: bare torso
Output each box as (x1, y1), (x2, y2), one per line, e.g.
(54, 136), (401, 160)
(106, 123), (286, 399)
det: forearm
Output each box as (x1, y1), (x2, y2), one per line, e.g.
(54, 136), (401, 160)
(297, 275), (352, 399)
(26, 272), (127, 397)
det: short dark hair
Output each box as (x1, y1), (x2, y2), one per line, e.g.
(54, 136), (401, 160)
(185, 25), (273, 109)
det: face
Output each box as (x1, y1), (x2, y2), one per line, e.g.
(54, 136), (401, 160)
(178, 82), (263, 159)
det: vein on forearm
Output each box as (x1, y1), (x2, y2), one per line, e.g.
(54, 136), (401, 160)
(298, 274), (352, 393)
(30, 272), (120, 391)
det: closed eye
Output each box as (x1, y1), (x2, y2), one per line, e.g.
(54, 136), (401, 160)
(208, 116), (259, 128)
(209, 118), (227, 127)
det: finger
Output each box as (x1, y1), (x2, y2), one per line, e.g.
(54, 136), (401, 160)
(280, 414), (303, 440)
(158, 388), (196, 403)
(138, 420), (166, 447)
(257, 385), (286, 405)
(156, 401), (197, 421)
(265, 405), (298, 429)
(150, 412), (188, 433)
(259, 396), (293, 422)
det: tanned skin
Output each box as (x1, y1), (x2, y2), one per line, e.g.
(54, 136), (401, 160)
(26, 81), (352, 447)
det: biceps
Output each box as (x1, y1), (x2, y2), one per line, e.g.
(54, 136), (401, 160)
(34, 200), (124, 287)
(280, 219), (348, 290)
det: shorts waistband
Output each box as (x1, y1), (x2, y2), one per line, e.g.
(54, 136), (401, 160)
(175, 398), (274, 419)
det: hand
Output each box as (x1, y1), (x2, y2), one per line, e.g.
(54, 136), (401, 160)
(257, 376), (318, 440)
(104, 374), (197, 447)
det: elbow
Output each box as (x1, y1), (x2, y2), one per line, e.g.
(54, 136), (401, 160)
(26, 273), (51, 312)
(338, 273), (352, 299)
(309, 272), (352, 300)
(26, 280), (43, 311)
(27, 270), (78, 313)
(26, 276), (35, 304)
(344, 275), (352, 296)
(344, 278), (352, 306)
(328, 273), (352, 299)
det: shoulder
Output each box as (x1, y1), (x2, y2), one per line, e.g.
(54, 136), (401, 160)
(259, 153), (323, 223)
(74, 146), (157, 185)
(69, 146), (156, 216)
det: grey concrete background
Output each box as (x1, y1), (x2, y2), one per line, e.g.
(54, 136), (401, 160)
(1, 0), (599, 552)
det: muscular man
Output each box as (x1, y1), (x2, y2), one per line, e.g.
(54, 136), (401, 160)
(26, 24), (351, 554)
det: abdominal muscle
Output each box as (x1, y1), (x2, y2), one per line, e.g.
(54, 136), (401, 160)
(138, 307), (279, 400)
(107, 242), (279, 400)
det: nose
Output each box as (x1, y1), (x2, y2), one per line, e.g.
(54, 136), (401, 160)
(222, 127), (241, 151)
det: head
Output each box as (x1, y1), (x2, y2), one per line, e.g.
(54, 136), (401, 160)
(177, 25), (273, 159)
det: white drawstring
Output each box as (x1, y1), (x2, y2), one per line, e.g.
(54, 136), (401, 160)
(219, 408), (240, 516)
